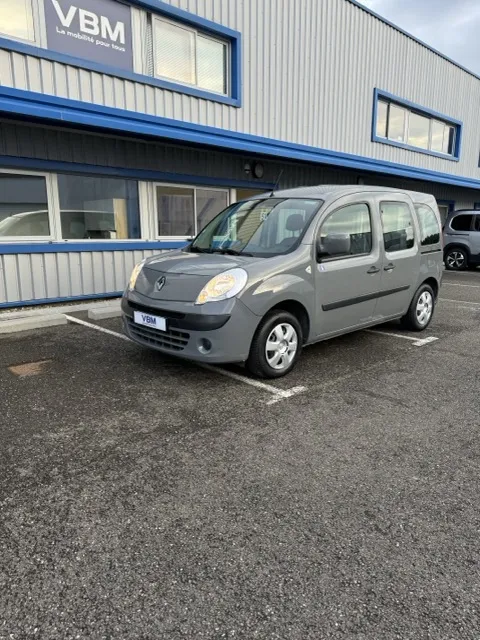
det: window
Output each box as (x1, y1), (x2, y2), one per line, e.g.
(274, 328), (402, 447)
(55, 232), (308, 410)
(375, 94), (459, 158)
(415, 204), (440, 246)
(191, 198), (321, 257)
(381, 202), (415, 252)
(153, 17), (228, 95)
(57, 175), (140, 240)
(0, 0), (35, 43)
(474, 203), (480, 211)
(0, 173), (50, 239)
(319, 203), (372, 259)
(156, 185), (229, 238)
(474, 216), (480, 232)
(451, 214), (473, 231)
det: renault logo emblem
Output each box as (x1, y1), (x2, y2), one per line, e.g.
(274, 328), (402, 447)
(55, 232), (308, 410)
(155, 276), (166, 292)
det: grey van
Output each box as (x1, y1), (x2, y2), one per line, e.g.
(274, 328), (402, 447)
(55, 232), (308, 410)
(122, 186), (443, 378)
(443, 210), (480, 270)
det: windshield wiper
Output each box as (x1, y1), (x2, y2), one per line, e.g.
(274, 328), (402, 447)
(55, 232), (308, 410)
(189, 246), (212, 253)
(211, 248), (253, 257)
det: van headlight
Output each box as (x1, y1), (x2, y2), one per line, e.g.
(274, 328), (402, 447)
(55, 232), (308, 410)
(195, 268), (248, 305)
(128, 260), (146, 291)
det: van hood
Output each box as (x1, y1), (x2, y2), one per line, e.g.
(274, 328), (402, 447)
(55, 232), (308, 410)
(144, 250), (258, 276)
(135, 250), (260, 302)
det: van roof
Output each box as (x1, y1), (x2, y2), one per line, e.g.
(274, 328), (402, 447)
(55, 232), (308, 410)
(250, 185), (436, 205)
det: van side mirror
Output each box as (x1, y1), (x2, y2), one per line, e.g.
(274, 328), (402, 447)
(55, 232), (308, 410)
(317, 233), (351, 261)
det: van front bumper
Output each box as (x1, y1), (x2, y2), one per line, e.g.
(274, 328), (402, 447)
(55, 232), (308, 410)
(121, 291), (260, 364)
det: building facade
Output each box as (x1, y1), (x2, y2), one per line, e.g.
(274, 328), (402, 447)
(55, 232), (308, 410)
(1, 0), (480, 307)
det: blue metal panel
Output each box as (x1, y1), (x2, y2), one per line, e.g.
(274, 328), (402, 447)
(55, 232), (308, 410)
(1, 86), (480, 191)
(372, 88), (462, 161)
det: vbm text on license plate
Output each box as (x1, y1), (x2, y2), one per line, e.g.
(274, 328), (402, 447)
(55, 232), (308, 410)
(133, 311), (167, 331)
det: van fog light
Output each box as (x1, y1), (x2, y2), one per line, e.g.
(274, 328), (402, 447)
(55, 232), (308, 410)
(198, 338), (212, 354)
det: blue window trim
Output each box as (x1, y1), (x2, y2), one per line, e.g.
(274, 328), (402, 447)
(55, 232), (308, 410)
(0, 155), (275, 191)
(0, 0), (241, 107)
(0, 241), (187, 255)
(2, 86), (480, 192)
(0, 292), (124, 309)
(372, 89), (462, 162)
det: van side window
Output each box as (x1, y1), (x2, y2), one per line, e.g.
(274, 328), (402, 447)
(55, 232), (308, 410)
(451, 214), (473, 231)
(318, 203), (372, 260)
(414, 204), (440, 246)
(380, 202), (415, 252)
(475, 216), (480, 232)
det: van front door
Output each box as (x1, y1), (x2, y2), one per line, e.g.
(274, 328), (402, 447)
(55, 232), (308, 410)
(314, 200), (382, 337)
(375, 199), (421, 319)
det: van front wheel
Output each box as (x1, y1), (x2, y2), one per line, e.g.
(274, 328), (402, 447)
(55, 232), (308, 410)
(247, 310), (303, 378)
(401, 283), (435, 331)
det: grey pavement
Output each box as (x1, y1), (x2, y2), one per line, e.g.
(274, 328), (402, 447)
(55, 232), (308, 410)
(0, 271), (479, 639)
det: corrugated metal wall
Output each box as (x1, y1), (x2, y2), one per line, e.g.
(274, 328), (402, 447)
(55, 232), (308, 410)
(0, 249), (158, 305)
(1, 0), (479, 178)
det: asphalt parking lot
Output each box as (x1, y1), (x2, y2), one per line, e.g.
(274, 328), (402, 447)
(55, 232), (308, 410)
(1, 271), (480, 640)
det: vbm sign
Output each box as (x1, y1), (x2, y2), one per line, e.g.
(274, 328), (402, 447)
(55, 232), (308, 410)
(45, 0), (133, 71)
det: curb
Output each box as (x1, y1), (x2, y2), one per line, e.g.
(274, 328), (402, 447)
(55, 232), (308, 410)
(0, 315), (67, 334)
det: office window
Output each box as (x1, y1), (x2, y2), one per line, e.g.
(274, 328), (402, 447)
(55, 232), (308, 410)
(0, 0), (35, 42)
(0, 173), (50, 238)
(156, 185), (229, 238)
(376, 97), (458, 157)
(153, 17), (228, 95)
(381, 202), (415, 252)
(415, 204), (440, 246)
(57, 175), (140, 240)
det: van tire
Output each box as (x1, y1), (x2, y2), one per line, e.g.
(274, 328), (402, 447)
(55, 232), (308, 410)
(401, 283), (435, 332)
(247, 310), (303, 379)
(444, 246), (468, 271)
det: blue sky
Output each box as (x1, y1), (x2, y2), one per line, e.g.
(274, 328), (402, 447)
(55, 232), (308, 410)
(358, 0), (480, 75)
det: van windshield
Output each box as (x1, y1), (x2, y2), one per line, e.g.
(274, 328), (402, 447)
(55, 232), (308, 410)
(189, 198), (323, 257)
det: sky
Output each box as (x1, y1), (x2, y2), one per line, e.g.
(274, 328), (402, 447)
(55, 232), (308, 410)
(358, 0), (480, 75)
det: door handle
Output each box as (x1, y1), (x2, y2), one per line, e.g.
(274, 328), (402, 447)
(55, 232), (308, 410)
(384, 263), (396, 272)
(367, 266), (380, 274)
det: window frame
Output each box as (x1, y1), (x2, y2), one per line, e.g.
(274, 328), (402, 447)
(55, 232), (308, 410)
(153, 182), (230, 240)
(0, 168), (58, 242)
(152, 15), (229, 97)
(317, 201), (374, 263)
(372, 89), (462, 161)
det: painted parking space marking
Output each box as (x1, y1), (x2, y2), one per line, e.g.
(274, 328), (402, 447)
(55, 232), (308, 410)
(65, 315), (306, 405)
(442, 282), (480, 289)
(364, 329), (439, 347)
(439, 298), (480, 306)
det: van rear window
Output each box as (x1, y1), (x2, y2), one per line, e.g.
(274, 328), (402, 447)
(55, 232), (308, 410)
(414, 204), (440, 246)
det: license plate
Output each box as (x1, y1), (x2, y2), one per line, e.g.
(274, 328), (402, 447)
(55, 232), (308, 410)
(133, 310), (167, 331)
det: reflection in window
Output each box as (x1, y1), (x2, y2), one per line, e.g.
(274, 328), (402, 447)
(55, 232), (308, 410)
(381, 202), (415, 252)
(154, 17), (228, 95)
(415, 204), (440, 246)
(0, 173), (49, 237)
(0, 0), (35, 42)
(388, 105), (406, 142)
(320, 203), (372, 258)
(57, 175), (140, 240)
(408, 112), (429, 149)
(376, 100), (388, 138)
(196, 189), (228, 232)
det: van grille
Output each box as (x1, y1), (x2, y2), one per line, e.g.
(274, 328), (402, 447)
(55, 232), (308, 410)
(128, 301), (186, 320)
(126, 318), (190, 352)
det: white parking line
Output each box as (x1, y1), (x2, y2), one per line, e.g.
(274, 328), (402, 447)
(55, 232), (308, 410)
(65, 315), (306, 404)
(442, 282), (480, 289)
(439, 298), (480, 306)
(364, 329), (439, 347)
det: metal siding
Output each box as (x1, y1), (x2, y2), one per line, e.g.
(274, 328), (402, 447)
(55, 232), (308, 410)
(0, 0), (479, 178)
(0, 249), (159, 305)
